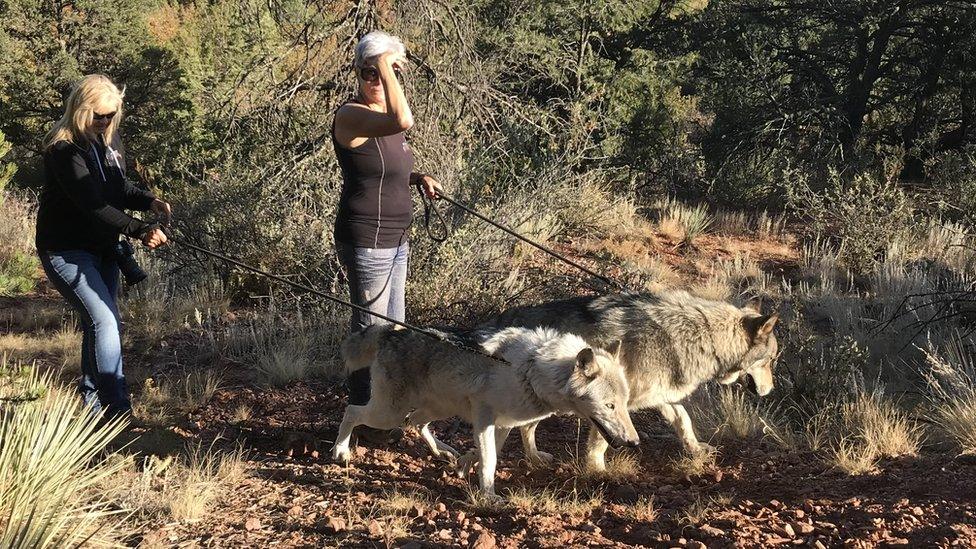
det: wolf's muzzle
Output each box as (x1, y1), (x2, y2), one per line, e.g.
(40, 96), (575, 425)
(591, 417), (638, 449)
(743, 373), (759, 396)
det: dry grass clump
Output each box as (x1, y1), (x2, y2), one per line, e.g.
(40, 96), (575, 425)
(622, 495), (658, 523)
(712, 208), (786, 238)
(921, 339), (976, 455)
(132, 369), (223, 426)
(377, 489), (432, 516)
(0, 325), (83, 372)
(221, 310), (343, 386)
(669, 445), (718, 478)
(1, 301), (66, 333)
(105, 444), (248, 524)
(567, 448), (640, 483)
(694, 387), (798, 449)
(0, 359), (132, 547)
(506, 485), (603, 517)
(820, 392), (921, 475)
(654, 198), (713, 247)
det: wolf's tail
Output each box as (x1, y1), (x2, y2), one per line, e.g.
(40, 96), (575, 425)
(340, 324), (390, 374)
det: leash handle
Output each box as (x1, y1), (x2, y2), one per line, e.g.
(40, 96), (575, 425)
(436, 192), (627, 292)
(415, 180), (449, 243)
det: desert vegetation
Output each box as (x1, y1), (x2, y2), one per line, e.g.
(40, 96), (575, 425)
(2, 0), (976, 546)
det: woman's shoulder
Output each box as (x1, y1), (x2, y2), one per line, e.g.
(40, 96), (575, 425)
(45, 140), (86, 162)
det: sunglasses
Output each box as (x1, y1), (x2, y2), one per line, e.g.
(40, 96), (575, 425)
(93, 111), (117, 121)
(358, 66), (402, 83)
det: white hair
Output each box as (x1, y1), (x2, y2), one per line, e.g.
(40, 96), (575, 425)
(354, 31), (405, 68)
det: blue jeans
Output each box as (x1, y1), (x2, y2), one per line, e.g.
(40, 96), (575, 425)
(336, 241), (409, 405)
(40, 249), (130, 418)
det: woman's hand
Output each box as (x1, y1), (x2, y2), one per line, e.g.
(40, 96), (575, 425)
(150, 199), (172, 226)
(417, 174), (443, 199)
(378, 50), (407, 72)
(142, 227), (168, 249)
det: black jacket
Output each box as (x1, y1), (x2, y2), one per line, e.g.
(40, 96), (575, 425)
(36, 133), (156, 254)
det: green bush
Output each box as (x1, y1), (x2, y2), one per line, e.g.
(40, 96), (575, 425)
(0, 252), (37, 297)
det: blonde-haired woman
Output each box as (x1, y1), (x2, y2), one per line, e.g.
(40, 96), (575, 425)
(36, 74), (170, 419)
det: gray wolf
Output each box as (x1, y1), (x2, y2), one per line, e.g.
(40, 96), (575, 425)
(482, 290), (779, 470)
(330, 324), (639, 497)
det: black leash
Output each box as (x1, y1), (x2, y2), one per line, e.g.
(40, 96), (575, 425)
(433, 192), (627, 292)
(416, 181), (449, 243)
(166, 234), (506, 364)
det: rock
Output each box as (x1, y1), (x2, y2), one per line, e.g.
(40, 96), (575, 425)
(794, 509), (805, 519)
(911, 506), (924, 516)
(437, 502), (448, 513)
(287, 505), (302, 517)
(469, 531), (496, 549)
(439, 529), (453, 540)
(613, 484), (639, 503)
(770, 499), (784, 510)
(355, 446), (367, 458)
(325, 516), (346, 533)
(813, 540), (827, 549)
(457, 511), (467, 523)
(796, 522), (815, 535)
(244, 517), (262, 531)
(782, 523), (795, 538)
(367, 519), (384, 537)
(713, 470), (724, 483)
(687, 542), (707, 549)
(803, 499), (816, 513)
(412, 503), (425, 518)
(699, 524), (726, 537)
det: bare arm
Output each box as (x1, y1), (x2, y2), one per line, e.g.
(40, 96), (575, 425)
(334, 52), (414, 147)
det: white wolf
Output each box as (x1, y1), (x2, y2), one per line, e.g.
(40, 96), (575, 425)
(331, 324), (639, 497)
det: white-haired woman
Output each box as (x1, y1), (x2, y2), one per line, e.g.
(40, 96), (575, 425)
(332, 31), (442, 443)
(36, 74), (170, 419)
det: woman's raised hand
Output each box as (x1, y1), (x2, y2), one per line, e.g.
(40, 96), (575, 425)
(378, 50), (407, 72)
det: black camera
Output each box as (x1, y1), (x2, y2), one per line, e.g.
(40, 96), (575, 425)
(115, 239), (148, 286)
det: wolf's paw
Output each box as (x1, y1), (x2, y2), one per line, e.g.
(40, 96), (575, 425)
(331, 445), (351, 464)
(455, 452), (477, 478)
(526, 451), (554, 468)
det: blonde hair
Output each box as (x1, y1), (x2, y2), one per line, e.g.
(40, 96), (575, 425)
(44, 74), (124, 150)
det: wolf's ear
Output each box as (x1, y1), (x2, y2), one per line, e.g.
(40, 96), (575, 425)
(743, 313), (778, 342)
(605, 339), (622, 360)
(576, 348), (600, 379)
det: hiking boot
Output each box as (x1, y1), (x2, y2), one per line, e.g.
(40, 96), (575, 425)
(352, 425), (404, 446)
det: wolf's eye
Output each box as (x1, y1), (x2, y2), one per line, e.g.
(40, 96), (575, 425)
(605, 403), (615, 410)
